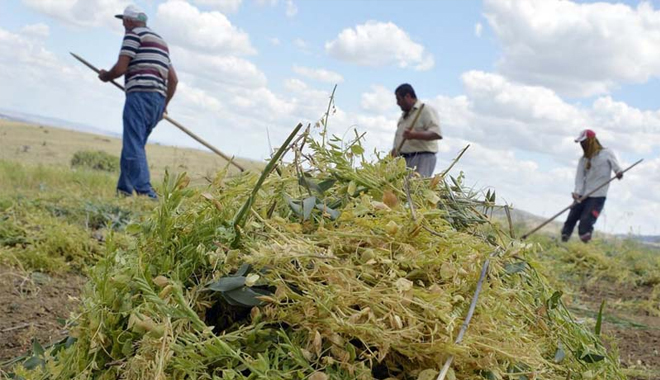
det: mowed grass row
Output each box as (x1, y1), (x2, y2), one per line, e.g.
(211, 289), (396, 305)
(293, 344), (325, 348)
(0, 159), (151, 273)
(0, 119), (263, 274)
(526, 234), (660, 317)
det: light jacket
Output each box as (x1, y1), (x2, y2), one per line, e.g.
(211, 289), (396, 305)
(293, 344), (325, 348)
(574, 148), (622, 198)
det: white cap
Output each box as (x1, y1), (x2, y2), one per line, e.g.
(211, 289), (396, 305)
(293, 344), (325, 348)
(115, 5), (148, 22)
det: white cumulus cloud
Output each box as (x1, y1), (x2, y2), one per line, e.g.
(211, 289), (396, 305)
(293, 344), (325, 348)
(285, 0), (297, 17)
(485, 0), (660, 97)
(155, 0), (256, 56)
(21, 0), (130, 29)
(0, 27), (58, 70)
(293, 38), (308, 50)
(474, 22), (483, 37)
(20, 23), (50, 39)
(360, 85), (396, 114)
(325, 21), (434, 71)
(193, 0), (244, 13)
(172, 47), (267, 89)
(293, 65), (343, 84)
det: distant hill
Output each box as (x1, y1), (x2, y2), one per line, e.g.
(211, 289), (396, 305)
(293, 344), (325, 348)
(0, 109), (121, 138)
(490, 206), (561, 233)
(489, 206), (660, 247)
(617, 234), (660, 248)
(0, 119), (263, 185)
(636, 235), (660, 244)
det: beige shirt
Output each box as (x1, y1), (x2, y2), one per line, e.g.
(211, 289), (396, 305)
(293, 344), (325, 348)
(393, 100), (442, 154)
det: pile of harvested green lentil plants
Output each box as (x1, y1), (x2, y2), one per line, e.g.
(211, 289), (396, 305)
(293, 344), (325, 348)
(8, 126), (625, 380)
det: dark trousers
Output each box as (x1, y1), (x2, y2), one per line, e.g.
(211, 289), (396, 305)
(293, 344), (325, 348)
(561, 197), (606, 242)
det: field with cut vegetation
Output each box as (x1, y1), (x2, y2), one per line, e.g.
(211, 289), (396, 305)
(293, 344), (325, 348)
(0, 120), (658, 379)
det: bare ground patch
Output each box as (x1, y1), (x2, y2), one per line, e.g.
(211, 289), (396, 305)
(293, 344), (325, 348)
(0, 266), (85, 363)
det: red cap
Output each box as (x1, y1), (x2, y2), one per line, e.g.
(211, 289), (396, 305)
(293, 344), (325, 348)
(574, 129), (596, 142)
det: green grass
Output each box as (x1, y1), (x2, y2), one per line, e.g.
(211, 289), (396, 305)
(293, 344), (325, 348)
(0, 118), (264, 274)
(1, 119), (659, 379)
(527, 234), (660, 286)
(525, 233), (660, 316)
(0, 160), (152, 273)
(0, 119), (263, 185)
(70, 150), (120, 172)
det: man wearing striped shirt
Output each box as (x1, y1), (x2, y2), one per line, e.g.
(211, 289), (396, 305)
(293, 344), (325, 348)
(99, 5), (178, 199)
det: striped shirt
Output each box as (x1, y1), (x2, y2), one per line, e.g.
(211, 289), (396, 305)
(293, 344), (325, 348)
(120, 27), (170, 97)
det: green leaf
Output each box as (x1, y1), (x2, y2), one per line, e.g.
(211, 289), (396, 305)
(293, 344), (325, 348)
(125, 223), (142, 234)
(285, 195), (303, 216)
(302, 196), (316, 221)
(298, 176), (322, 193)
(64, 336), (76, 348)
(579, 352), (605, 363)
(595, 300), (606, 336)
(350, 144), (365, 155)
(31, 338), (44, 356)
(208, 276), (246, 292)
(315, 203), (340, 220)
(478, 370), (497, 380)
(450, 175), (462, 188)
(422, 189), (440, 204)
(326, 198), (343, 209)
(553, 346), (565, 363)
(121, 339), (133, 356)
(317, 179), (336, 193)
(235, 263), (252, 277)
(223, 287), (271, 307)
(22, 356), (44, 370)
(51, 336), (77, 356)
(347, 181), (357, 196)
(547, 291), (563, 310)
(504, 261), (527, 275)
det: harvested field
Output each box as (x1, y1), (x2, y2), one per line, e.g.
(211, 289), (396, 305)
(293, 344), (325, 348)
(0, 123), (658, 380)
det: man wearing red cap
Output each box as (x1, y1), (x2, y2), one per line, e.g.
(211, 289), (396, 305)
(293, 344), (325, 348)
(561, 129), (623, 243)
(98, 5), (178, 199)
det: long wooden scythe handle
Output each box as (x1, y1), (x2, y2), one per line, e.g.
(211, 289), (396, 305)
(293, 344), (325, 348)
(71, 52), (245, 172)
(394, 103), (425, 157)
(521, 158), (643, 240)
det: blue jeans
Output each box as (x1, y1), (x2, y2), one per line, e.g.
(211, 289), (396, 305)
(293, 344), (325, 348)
(117, 92), (165, 198)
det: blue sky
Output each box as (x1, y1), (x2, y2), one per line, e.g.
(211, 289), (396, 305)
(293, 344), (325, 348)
(1, 0), (659, 235)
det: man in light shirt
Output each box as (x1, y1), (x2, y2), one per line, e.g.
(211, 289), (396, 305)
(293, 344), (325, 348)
(561, 129), (623, 243)
(391, 84), (442, 177)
